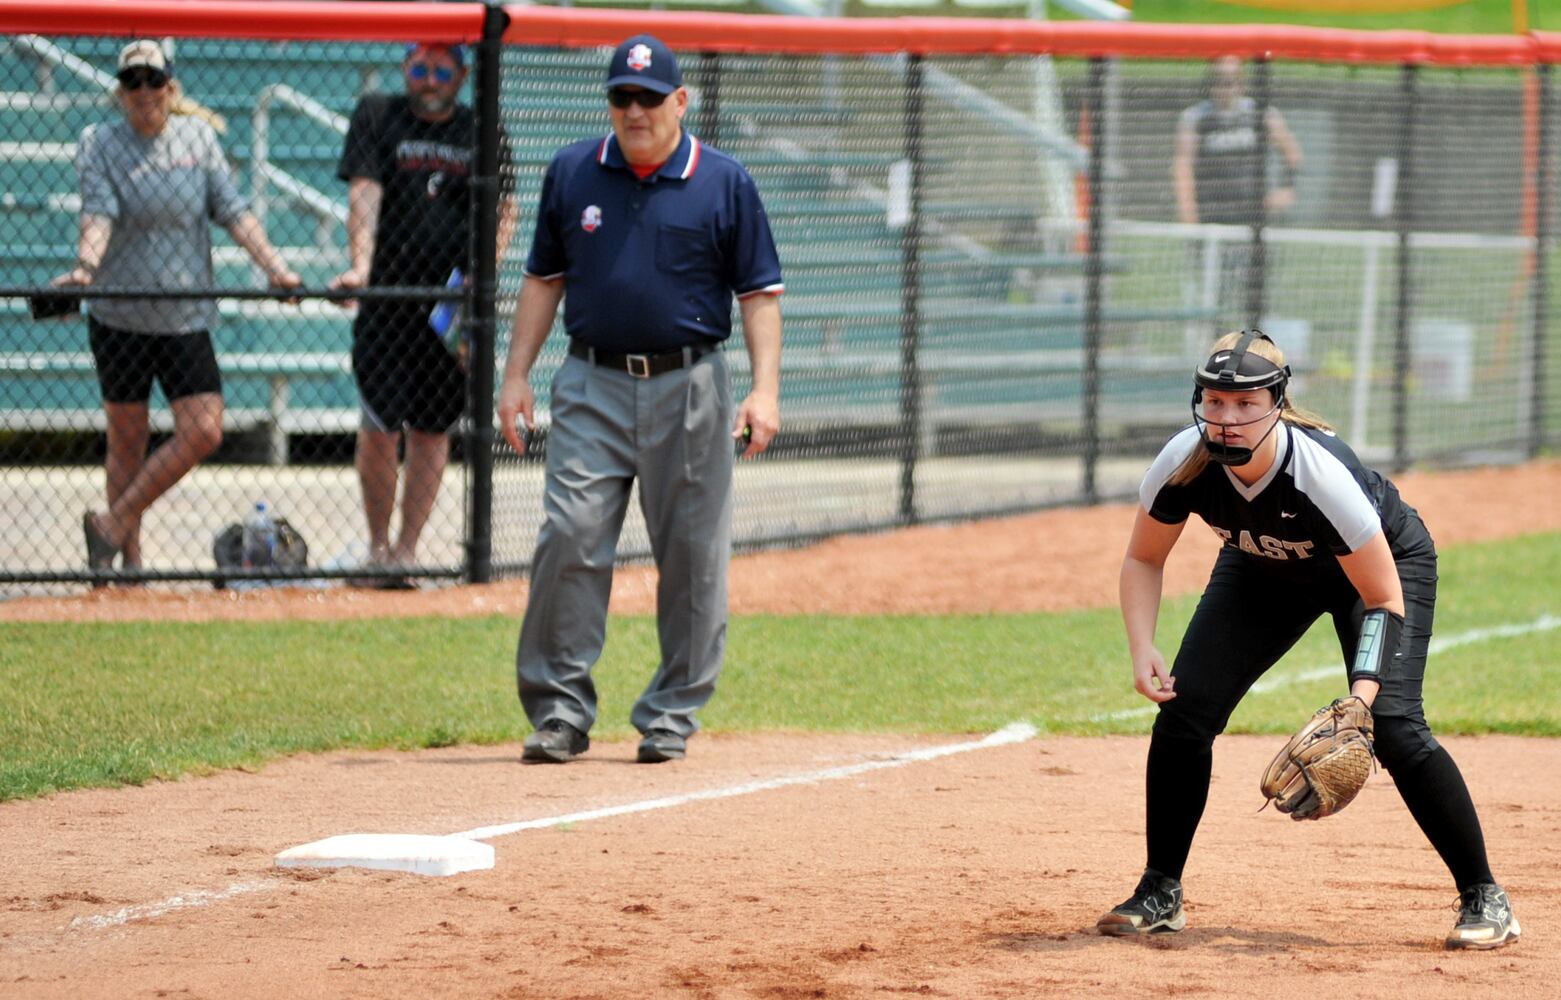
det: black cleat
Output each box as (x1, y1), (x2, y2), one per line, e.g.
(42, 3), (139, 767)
(1446, 883), (1521, 950)
(636, 728), (687, 763)
(522, 719), (589, 763)
(1098, 869), (1186, 936)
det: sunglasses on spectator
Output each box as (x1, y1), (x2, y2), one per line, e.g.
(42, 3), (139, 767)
(608, 88), (669, 110)
(117, 67), (169, 91)
(407, 61), (457, 84)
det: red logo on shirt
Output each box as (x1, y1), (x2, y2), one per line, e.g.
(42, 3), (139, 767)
(581, 205), (602, 233)
(627, 44), (652, 72)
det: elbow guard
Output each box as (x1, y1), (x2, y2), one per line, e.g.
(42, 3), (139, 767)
(1349, 608), (1404, 685)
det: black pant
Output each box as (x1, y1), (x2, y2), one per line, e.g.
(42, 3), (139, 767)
(1155, 546), (1438, 751)
(1143, 542), (1494, 889)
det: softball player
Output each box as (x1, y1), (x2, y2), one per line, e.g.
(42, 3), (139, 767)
(1098, 331), (1520, 950)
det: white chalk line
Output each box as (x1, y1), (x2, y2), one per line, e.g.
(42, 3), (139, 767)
(1090, 614), (1561, 723)
(453, 721), (1039, 841)
(68, 879), (274, 931)
(66, 722), (1039, 932)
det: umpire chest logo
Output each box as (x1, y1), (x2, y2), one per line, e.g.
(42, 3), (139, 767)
(581, 205), (603, 233)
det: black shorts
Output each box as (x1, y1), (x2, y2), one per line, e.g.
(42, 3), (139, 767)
(88, 316), (222, 404)
(352, 301), (466, 434)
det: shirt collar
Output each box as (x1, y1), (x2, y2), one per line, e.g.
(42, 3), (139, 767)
(597, 130), (701, 182)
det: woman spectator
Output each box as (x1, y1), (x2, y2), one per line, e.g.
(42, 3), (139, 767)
(53, 40), (301, 578)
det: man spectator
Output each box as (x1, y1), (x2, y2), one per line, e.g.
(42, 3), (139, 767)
(331, 42), (515, 584)
(1172, 56), (1303, 320)
(497, 34), (783, 764)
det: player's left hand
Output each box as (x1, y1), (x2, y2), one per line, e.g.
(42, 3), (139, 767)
(733, 392), (778, 459)
(1260, 696), (1375, 820)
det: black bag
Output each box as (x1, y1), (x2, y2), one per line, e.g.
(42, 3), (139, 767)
(212, 517), (309, 588)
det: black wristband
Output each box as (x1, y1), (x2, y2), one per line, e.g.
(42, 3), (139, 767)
(1349, 608), (1404, 685)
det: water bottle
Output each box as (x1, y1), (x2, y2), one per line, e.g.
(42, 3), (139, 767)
(428, 266), (465, 354)
(241, 502), (277, 570)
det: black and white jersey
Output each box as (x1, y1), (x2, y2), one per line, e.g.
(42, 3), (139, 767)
(1181, 96), (1265, 226)
(1140, 423), (1433, 575)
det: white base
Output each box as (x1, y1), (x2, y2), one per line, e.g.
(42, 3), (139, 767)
(275, 833), (494, 877)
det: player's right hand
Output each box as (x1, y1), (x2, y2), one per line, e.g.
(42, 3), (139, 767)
(497, 376), (535, 456)
(1132, 646), (1177, 703)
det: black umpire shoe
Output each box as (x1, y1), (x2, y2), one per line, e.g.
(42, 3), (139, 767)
(636, 728), (687, 764)
(1097, 868), (1186, 936)
(1446, 882), (1521, 950)
(522, 719), (589, 763)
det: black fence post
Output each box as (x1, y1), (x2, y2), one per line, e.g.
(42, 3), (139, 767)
(1246, 56), (1271, 330)
(899, 53), (924, 526)
(1082, 56), (1106, 504)
(699, 51), (722, 149)
(1393, 63), (1418, 473)
(465, 1), (509, 584)
(1533, 64), (1552, 459)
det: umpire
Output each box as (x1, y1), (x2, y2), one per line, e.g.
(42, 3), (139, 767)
(498, 35), (783, 764)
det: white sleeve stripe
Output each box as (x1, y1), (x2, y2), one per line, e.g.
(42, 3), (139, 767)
(1288, 432), (1381, 551)
(522, 269), (565, 281)
(1139, 425), (1202, 513)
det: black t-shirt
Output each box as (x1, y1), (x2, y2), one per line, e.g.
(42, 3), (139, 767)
(1140, 423), (1433, 579)
(1181, 96), (1265, 226)
(337, 94), (512, 287)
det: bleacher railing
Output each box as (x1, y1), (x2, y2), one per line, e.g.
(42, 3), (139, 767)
(0, 1), (1555, 591)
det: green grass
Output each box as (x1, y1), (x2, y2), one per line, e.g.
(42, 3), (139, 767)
(2, 532), (1557, 801)
(1125, 1), (1557, 34)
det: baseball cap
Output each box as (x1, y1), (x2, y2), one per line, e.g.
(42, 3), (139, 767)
(405, 42), (466, 66)
(118, 40), (169, 74)
(605, 34), (681, 95)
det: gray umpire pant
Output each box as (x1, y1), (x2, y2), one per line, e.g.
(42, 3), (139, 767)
(516, 348), (735, 738)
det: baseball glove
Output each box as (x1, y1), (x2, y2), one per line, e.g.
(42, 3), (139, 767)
(1259, 696), (1375, 821)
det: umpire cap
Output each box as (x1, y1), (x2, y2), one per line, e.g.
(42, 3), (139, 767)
(606, 34), (682, 95)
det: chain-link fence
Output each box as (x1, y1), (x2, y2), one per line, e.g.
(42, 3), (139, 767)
(2, 6), (1556, 592)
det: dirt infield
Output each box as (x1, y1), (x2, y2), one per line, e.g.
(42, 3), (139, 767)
(2, 460), (1559, 998)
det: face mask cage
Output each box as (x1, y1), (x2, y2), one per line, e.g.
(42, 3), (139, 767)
(1190, 330), (1291, 466)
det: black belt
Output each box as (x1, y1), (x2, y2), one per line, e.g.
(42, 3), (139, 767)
(568, 340), (715, 378)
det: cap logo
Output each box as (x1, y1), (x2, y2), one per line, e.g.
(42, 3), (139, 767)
(1213, 352), (1231, 365)
(626, 43), (652, 72)
(581, 205), (602, 233)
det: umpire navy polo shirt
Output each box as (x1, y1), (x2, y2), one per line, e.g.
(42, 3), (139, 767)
(524, 129), (783, 353)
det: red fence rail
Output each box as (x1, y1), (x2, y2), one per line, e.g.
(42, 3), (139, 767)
(4, 0), (1561, 65)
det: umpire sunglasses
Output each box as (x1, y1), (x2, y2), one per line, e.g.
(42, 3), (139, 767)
(608, 87), (670, 110)
(407, 61), (457, 84)
(117, 67), (169, 91)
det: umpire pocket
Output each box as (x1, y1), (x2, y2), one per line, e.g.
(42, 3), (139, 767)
(656, 224), (714, 276)
(682, 355), (733, 481)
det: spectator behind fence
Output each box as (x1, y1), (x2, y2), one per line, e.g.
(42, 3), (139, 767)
(55, 40), (301, 579)
(329, 42), (517, 586)
(497, 34), (784, 765)
(1172, 56), (1303, 318)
